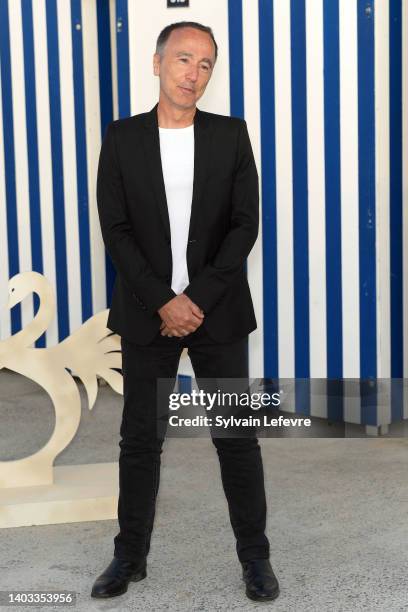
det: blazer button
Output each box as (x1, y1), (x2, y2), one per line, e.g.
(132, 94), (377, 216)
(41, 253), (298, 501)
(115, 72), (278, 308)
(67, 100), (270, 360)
(188, 239), (197, 244)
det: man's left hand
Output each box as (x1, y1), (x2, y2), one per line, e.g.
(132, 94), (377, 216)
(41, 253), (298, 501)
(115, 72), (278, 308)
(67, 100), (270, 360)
(160, 320), (186, 337)
(160, 311), (204, 337)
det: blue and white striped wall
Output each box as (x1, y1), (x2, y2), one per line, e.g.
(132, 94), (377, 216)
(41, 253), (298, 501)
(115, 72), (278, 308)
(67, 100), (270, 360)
(1, 1), (407, 419)
(0, 0), (115, 348)
(104, 0), (408, 406)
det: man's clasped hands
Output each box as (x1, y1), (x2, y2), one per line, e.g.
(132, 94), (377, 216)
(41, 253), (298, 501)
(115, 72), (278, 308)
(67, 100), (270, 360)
(158, 294), (204, 338)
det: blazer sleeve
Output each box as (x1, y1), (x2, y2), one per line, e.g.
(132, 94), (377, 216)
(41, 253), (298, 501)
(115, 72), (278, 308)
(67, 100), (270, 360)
(96, 122), (176, 316)
(183, 119), (259, 313)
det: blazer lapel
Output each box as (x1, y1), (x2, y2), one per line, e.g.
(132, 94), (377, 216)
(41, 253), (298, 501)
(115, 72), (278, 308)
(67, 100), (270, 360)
(189, 107), (211, 241)
(141, 102), (211, 242)
(141, 103), (171, 239)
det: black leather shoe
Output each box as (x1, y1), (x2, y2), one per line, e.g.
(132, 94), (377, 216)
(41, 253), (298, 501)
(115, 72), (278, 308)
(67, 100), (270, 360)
(91, 557), (146, 599)
(241, 559), (280, 602)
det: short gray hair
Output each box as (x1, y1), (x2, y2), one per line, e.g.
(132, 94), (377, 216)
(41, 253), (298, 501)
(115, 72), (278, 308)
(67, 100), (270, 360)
(155, 21), (218, 61)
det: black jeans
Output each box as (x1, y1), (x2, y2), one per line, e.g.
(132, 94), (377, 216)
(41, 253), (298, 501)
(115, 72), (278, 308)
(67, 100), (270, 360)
(113, 324), (270, 563)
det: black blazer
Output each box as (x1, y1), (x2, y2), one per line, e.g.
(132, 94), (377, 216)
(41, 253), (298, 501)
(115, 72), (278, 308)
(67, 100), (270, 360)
(96, 102), (259, 345)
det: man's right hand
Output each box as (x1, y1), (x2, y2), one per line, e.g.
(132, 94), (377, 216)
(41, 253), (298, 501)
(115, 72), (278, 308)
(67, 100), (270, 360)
(158, 294), (204, 337)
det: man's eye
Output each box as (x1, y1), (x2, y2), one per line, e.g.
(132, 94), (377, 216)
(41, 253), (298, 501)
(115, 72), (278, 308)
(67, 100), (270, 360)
(180, 58), (188, 62)
(201, 65), (209, 71)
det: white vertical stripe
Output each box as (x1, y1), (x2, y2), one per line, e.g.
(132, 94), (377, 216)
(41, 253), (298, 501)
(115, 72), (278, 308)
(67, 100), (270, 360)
(305, 0), (326, 381)
(33, 0), (58, 346)
(0, 65), (11, 340)
(403, 0), (408, 380)
(374, 0), (390, 379)
(81, 0), (106, 315)
(127, 0), (150, 115)
(242, 0), (263, 377)
(273, 0), (295, 378)
(126, 0), (139, 115)
(340, 0), (360, 424)
(57, 0), (82, 333)
(305, 0), (327, 419)
(339, 0), (360, 378)
(8, 0), (34, 332)
(109, 0), (118, 121)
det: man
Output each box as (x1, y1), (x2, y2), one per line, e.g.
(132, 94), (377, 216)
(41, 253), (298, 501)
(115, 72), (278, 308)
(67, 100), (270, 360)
(92, 21), (279, 603)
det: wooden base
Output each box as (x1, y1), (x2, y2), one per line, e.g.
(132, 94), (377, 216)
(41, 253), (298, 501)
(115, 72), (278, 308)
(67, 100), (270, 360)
(0, 462), (118, 528)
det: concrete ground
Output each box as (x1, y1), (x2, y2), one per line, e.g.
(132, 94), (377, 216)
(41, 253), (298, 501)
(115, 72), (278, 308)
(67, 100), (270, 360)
(1, 369), (408, 611)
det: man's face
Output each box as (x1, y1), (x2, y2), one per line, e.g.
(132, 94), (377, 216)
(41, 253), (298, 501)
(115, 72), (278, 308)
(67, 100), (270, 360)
(153, 27), (216, 110)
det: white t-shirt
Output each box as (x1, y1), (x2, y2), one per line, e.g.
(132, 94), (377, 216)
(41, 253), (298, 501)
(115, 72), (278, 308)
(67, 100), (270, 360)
(158, 124), (194, 294)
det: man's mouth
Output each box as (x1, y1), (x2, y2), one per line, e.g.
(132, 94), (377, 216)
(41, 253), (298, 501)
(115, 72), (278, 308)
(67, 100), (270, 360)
(179, 86), (194, 93)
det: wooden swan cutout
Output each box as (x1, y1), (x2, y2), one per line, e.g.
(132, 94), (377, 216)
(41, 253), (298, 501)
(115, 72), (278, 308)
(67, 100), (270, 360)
(0, 271), (122, 488)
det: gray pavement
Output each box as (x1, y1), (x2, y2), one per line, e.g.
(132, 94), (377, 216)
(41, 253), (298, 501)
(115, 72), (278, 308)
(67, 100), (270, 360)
(1, 369), (408, 611)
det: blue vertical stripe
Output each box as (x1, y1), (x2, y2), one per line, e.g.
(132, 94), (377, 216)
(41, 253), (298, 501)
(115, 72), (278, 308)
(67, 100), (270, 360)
(46, 0), (69, 341)
(116, 0), (130, 119)
(290, 0), (310, 414)
(96, 0), (115, 307)
(97, 0), (113, 135)
(290, 0), (309, 378)
(177, 374), (192, 394)
(259, 0), (278, 378)
(323, 0), (342, 378)
(228, 0), (244, 119)
(71, 0), (93, 322)
(389, 0), (403, 423)
(323, 0), (343, 421)
(227, 0), (248, 373)
(357, 0), (376, 425)
(357, 0), (376, 379)
(389, 0), (403, 378)
(0, 0), (21, 334)
(21, 0), (45, 347)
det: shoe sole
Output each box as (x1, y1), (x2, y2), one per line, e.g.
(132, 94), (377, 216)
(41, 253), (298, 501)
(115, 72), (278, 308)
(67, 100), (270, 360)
(245, 587), (280, 602)
(91, 568), (147, 599)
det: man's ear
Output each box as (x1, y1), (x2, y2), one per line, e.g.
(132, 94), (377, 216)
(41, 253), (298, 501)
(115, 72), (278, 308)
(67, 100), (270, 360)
(153, 53), (161, 76)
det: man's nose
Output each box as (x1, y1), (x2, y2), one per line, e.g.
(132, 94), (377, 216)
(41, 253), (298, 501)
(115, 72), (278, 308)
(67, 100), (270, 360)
(186, 65), (199, 82)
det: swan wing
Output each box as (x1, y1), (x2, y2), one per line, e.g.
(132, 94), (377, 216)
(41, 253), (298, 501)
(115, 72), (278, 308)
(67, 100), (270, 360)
(55, 309), (123, 408)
